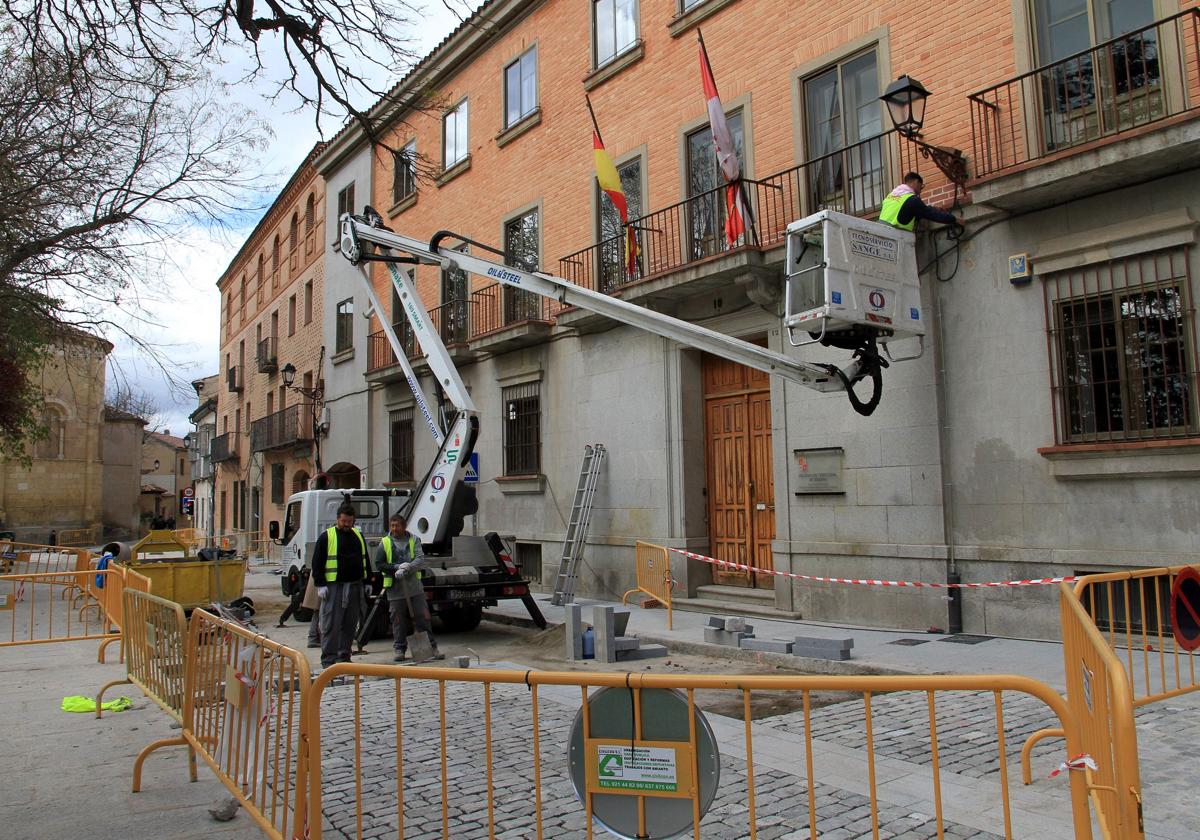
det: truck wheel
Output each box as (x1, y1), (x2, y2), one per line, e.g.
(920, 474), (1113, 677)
(439, 604), (483, 633)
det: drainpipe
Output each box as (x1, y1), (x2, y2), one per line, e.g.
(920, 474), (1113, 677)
(929, 255), (962, 634)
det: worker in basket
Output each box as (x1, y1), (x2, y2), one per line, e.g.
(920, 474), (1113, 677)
(880, 172), (961, 232)
(375, 512), (443, 663)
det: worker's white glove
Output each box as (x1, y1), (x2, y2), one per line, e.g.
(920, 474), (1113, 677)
(397, 563), (412, 576)
(317, 586), (328, 600)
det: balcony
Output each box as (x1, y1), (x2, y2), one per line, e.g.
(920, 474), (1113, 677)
(256, 337), (278, 373)
(226, 365), (242, 393)
(968, 10), (1200, 210)
(250, 404), (313, 452)
(366, 324), (423, 383)
(468, 282), (556, 353)
(556, 130), (921, 330)
(190, 455), (213, 481)
(430, 299), (477, 363)
(211, 432), (240, 464)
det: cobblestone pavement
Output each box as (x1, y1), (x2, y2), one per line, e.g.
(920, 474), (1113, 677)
(313, 675), (1048, 840)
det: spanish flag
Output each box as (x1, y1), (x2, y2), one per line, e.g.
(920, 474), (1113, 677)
(593, 128), (639, 277)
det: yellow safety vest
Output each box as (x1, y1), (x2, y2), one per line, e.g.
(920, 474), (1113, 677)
(380, 534), (419, 589)
(324, 526), (367, 583)
(879, 191), (916, 231)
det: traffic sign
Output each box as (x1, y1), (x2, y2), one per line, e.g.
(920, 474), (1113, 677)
(1170, 566), (1200, 652)
(183, 487), (194, 498)
(464, 452), (479, 484)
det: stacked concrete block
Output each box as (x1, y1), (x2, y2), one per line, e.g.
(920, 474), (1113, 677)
(740, 637), (795, 654)
(565, 604), (584, 661)
(704, 615), (755, 647)
(792, 636), (854, 661)
(616, 643), (668, 661)
(593, 605), (617, 663)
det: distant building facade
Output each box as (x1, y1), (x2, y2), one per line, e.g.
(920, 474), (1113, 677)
(187, 375), (219, 537)
(101, 407), (146, 540)
(141, 430), (189, 528)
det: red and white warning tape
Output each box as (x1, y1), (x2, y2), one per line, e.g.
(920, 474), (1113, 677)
(1048, 754), (1097, 778)
(667, 548), (1077, 589)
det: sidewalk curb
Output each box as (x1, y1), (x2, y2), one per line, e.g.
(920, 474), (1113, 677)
(483, 612), (925, 678)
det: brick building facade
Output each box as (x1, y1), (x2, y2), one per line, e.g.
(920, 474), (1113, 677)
(306, 0), (1200, 637)
(214, 144), (327, 540)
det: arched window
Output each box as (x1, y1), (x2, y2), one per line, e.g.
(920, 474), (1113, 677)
(257, 254), (265, 300)
(35, 406), (65, 460)
(289, 213), (298, 251)
(291, 470), (311, 495)
(272, 235), (280, 273)
(305, 194), (315, 233)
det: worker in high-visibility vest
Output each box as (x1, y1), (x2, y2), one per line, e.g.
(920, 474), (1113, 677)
(879, 172), (959, 232)
(375, 512), (442, 662)
(310, 501), (369, 669)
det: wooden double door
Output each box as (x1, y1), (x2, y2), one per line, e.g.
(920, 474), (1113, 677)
(703, 350), (775, 589)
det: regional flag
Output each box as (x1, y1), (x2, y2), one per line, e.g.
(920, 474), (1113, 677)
(593, 130), (639, 276)
(699, 36), (748, 246)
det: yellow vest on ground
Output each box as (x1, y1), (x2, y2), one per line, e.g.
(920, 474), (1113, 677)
(380, 534), (419, 589)
(879, 191), (916, 231)
(324, 526), (367, 583)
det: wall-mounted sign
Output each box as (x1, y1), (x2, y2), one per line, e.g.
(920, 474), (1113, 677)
(793, 447), (845, 495)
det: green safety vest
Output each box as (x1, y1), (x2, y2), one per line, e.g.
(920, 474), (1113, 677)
(380, 534), (419, 589)
(879, 191), (916, 231)
(324, 526), (367, 583)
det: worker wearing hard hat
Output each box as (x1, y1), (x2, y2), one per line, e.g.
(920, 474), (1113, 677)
(880, 172), (960, 231)
(375, 512), (443, 663)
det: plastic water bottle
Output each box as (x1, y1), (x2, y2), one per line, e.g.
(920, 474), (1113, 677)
(582, 626), (595, 659)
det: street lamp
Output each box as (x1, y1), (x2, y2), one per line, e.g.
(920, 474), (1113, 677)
(879, 75), (968, 190)
(281, 362), (297, 388)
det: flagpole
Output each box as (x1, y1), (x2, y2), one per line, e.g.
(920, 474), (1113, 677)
(584, 94), (604, 146)
(696, 29), (759, 247)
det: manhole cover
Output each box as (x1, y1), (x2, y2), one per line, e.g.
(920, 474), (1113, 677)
(938, 634), (993, 644)
(888, 638), (930, 646)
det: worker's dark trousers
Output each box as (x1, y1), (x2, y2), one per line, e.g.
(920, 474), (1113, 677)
(318, 582), (362, 668)
(388, 591), (437, 655)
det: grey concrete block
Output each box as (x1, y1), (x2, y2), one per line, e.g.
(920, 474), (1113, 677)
(792, 645), (851, 661)
(592, 605), (616, 663)
(613, 609), (631, 637)
(616, 644), (668, 661)
(739, 637), (794, 653)
(614, 636), (641, 651)
(565, 604), (583, 661)
(454, 655), (471, 668)
(706, 615), (726, 629)
(724, 616), (747, 632)
(704, 627), (753, 647)
(794, 635), (854, 651)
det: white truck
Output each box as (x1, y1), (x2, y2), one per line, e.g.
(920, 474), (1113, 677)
(307, 206), (924, 629)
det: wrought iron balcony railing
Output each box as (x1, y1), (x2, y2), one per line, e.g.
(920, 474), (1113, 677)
(468, 282), (558, 339)
(366, 324), (421, 374)
(226, 365), (243, 393)
(211, 432), (240, 463)
(256, 337), (278, 373)
(250, 404), (313, 452)
(969, 9), (1200, 178)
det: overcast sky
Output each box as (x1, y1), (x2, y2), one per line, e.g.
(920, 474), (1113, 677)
(108, 2), (474, 436)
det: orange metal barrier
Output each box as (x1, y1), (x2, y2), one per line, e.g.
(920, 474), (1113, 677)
(0, 540), (91, 575)
(1058, 581), (1145, 840)
(144, 608), (311, 839)
(306, 664), (1094, 840)
(0, 568), (121, 647)
(622, 540), (675, 630)
(57, 525), (101, 547)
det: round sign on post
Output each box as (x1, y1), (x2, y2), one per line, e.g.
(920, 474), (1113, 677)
(183, 487), (194, 498)
(568, 687), (721, 840)
(1170, 567), (1200, 652)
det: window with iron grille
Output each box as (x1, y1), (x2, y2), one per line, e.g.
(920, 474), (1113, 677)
(503, 209), (540, 324)
(393, 141), (416, 204)
(390, 408), (415, 482)
(502, 382), (541, 475)
(335, 298), (354, 353)
(271, 463), (285, 504)
(441, 244), (469, 344)
(1046, 248), (1197, 444)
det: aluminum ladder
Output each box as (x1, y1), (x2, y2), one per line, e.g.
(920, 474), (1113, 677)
(551, 444), (606, 606)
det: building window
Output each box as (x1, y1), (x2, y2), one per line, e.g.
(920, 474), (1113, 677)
(440, 244), (470, 345)
(803, 49), (884, 215)
(305, 194), (315, 233)
(504, 47), (538, 128)
(393, 141), (416, 204)
(681, 0), (704, 11)
(288, 294), (296, 336)
(594, 0), (638, 68)
(337, 182), (356, 220)
(335, 298), (354, 353)
(443, 99), (469, 169)
(304, 280), (313, 324)
(1046, 248), (1197, 444)
(503, 208), (540, 324)
(35, 406), (65, 460)
(597, 155), (643, 292)
(289, 213), (298, 251)
(271, 463), (285, 504)
(256, 254), (265, 304)
(389, 408), (415, 483)
(686, 111), (744, 259)
(502, 382), (541, 476)
(272, 235), (280, 274)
